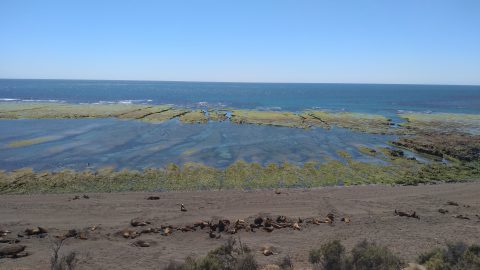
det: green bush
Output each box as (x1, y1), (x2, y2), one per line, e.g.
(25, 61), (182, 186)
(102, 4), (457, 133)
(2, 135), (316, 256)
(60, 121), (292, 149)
(309, 240), (346, 270)
(417, 242), (480, 270)
(349, 240), (403, 270)
(165, 238), (258, 270)
(309, 240), (403, 270)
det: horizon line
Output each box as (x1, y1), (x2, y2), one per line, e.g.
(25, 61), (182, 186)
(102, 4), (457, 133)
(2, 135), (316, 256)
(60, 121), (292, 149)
(0, 77), (479, 87)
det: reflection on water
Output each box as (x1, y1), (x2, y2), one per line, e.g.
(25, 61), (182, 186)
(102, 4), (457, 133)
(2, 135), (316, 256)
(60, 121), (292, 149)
(0, 119), (396, 171)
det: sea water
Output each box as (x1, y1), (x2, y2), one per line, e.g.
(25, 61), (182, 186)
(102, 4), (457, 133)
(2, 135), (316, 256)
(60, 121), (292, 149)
(0, 79), (479, 171)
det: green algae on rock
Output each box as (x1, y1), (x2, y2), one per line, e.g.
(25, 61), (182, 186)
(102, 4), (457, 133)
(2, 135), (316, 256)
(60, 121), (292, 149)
(207, 110), (228, 122)
(1, 147), (479, 193)
(179, 110), (209, 124)
(398, 112), (480, 135)
(140, 108), (190, 123)
(0, 102), (145, 119)
(230, 110), (307, 128)
(302, 111), (393, 134)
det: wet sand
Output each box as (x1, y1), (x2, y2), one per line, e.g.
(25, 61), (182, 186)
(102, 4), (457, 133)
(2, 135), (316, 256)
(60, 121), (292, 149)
(1, 182), (479, 269)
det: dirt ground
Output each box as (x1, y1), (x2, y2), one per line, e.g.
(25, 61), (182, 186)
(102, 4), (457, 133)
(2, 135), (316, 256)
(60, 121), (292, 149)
(0, 182), (479, 270)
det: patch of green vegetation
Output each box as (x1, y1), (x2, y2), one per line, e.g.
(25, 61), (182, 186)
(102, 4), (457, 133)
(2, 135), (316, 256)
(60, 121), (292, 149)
(0, 102), (146, 119)
(6, 136), (58, 148)
(309, 240), (404, 270)
(356, 146), (378, 156)
(303, 111), (393, 134)
(417, 242), (480, 270)
(164, 238), (257, 270)
(116, 105), (172, 119)
(179, 110), (208, 124)
(207, 110), (228, 122)
(230, 110), (307, 128)
(1, 147), (479, 194)
(141, 108), (190, 123)
(398, 112), (480, 135)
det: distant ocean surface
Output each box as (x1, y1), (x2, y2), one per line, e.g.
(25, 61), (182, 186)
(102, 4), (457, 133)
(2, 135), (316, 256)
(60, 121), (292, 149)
(1, 79), (480, 116)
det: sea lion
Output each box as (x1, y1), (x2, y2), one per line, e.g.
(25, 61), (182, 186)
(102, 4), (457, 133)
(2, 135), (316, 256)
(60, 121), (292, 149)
(0, 238), (19, 244)
(326, 213), (335, 222)
(263, 226), (274, 233)
(341, 217), (351, 224)
(64, 229), (78, 238)
(24, 227), (48, 236)
(276, 216), (287, 223)
(292, 222), (301, 230)
(194, 221), (209, 229)
(254, 217), (264, 226)
(264, 218), (273, 228)
(78, 231), (88, 240)
(141, 228), (154, 234)
(394, 209), (419, 219)
(261, 245), (276, 256)
(438, 208), (448, 214)
(453, 214), (470, 220)
(0, 245), (26, 257)
(162, 227), (172, 236)
(130, 218), (150, 227)
(118, 229), (139, 239)
(310, 218), (324, 225)
(178, 226), (196, 232)
(146, 196), (160, 200)
(209, 231), (221, 239)
(132, 240), (151, 247)
(218, 219), (230, 232)
(263, 249), (274, 256)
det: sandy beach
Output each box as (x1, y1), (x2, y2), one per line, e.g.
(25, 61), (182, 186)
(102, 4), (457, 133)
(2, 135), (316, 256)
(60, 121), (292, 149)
(1, 182), (479, 269)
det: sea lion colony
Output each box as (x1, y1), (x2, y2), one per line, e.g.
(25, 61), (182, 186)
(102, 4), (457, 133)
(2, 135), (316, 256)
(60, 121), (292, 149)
(1, 198), (477, 260)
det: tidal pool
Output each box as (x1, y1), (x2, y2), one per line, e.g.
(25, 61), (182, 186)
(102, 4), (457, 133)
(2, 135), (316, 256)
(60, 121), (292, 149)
(0, 118), (397, 171)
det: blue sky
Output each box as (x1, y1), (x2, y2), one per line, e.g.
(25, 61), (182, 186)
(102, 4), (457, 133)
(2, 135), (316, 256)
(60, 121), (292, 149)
(0, 1), (479, 84)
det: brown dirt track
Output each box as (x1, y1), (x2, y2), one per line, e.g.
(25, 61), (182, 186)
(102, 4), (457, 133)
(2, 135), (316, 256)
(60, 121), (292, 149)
(1, 182), (479, 269)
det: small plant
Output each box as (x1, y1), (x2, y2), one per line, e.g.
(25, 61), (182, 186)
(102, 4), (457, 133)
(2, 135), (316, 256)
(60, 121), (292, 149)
(50, 238), (78, 270)
(173, 237), (258, 270)
(278, 255), (294, 270)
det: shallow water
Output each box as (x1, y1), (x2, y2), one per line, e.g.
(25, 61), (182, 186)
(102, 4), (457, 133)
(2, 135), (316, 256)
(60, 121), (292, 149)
(0, 119), (395, 171)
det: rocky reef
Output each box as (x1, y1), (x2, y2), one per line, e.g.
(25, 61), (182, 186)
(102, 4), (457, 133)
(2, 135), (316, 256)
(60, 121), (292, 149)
(1, 102), (480, 193)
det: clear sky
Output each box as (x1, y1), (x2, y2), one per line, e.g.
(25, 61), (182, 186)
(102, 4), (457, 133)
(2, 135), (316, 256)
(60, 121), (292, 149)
(0, 0), (479, 84)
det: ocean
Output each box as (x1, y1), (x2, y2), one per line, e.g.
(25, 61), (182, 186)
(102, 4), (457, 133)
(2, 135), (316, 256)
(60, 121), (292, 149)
(1, 79), (480, 116)
(0, 79), (478, 171)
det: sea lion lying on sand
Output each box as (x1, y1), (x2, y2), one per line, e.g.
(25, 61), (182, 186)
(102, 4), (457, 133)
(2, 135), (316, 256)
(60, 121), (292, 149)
(394, 209), (419, 219)
(0, 244), (27, 258)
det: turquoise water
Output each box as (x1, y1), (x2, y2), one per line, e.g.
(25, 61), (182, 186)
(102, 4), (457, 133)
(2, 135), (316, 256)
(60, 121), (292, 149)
(1, 79), (480, 116)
